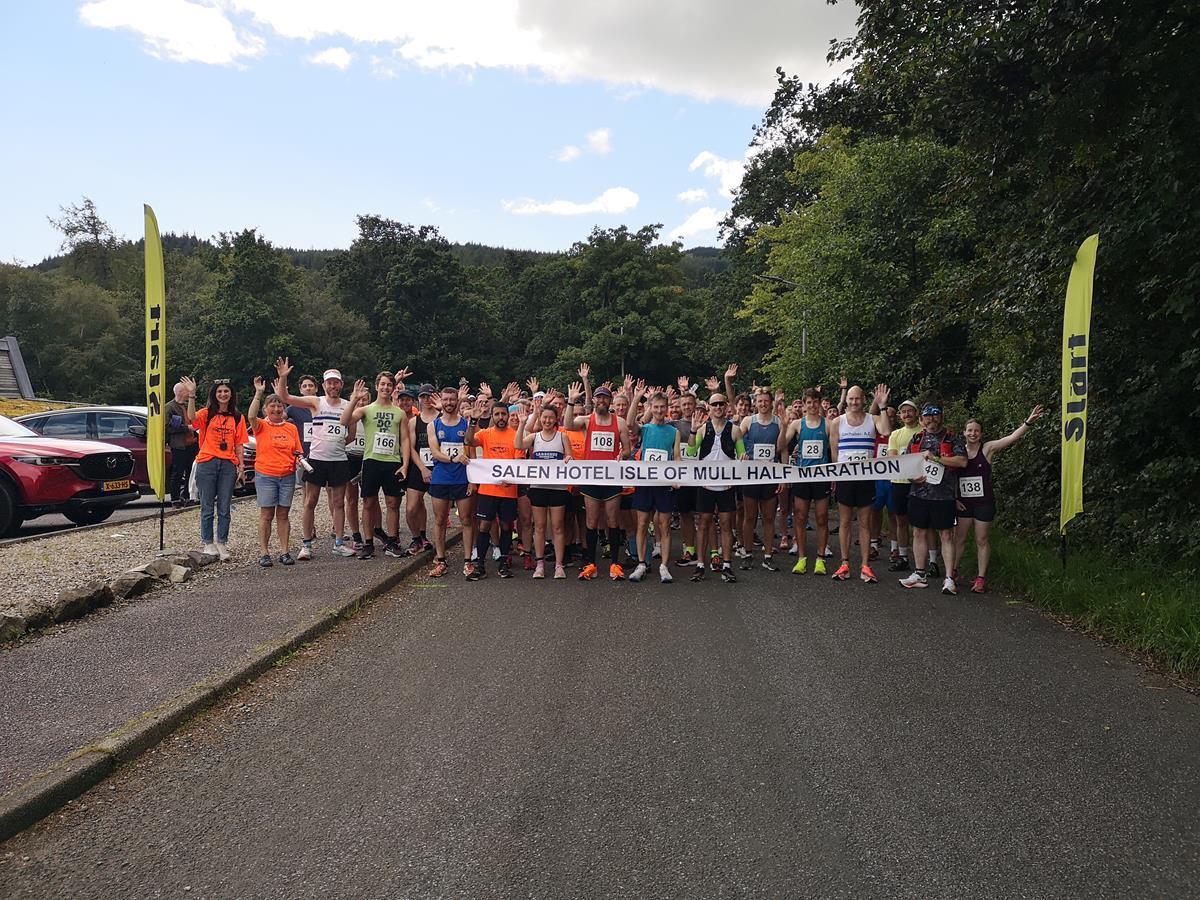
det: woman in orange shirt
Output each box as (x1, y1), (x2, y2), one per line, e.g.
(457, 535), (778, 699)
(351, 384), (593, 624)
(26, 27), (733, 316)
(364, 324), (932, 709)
(248, 376), (304, 567)
(190, 379), (250, 560)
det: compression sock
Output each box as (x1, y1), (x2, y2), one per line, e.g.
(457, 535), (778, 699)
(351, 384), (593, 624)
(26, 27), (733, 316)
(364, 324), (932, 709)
(608, 528), (622, 564)
(475, 531), (491, 564)
(498, 524), (513, 557)
(586, 528), (600, 566)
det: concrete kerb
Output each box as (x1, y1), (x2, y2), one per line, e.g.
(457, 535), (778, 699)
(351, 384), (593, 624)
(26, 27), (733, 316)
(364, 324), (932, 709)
(0, 530), (461, 843)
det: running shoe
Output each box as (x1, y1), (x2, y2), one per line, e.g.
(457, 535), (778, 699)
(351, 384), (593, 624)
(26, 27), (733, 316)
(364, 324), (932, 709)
(831, 561), (851, 581)
(777, 536), (790, 552)
(497, 562), (513, 579)
(332, 542), (355, 558)
(927, 560), (940, 578)
(676, 550), (696, 567)
(868, 543), (879, 561)
(710, 554), (722, 572)
(659, 565), (673, 584)
(652, 542), (662, 559)
(465, 563), (481, 582)
(791, 558), (807, 574)
(202, 543), (218, 557)
(532, 561), (545, 579)
(690, 568), (706, 582)
(739, 554), (753, 571)
(352, 538), (364, 552)
(385, 542), (404, 558)
(357, 543), (375, 561)
(629, 563), (647, 582)
(609, 563), (626, 581)
(761, 555), (779, 572)
(216, 543), (231, 561)
(814, 559), (827, 576)
(403, 537), (422, 556)
(524, 553), (536, 571)
(492, 546), (502, 561)
(373, 527), (389, 543)
(860, 565), (877, 584)
(971, 576), (986, 594)
(789, 542), (799, 556)
(579, 563), (598, 581)
(888, 557), (910, 572)
(821, 546), (835, 559)
(720, 566), (737, 583)
(258, 554), (273, 568)
(421, 537), (434, 552)
(279, 552), (295, 566)
(553, 565), (567, 579)
(942, 577), (957, 596)
(430, 559), (448, 578)
(889, 548), (900, 564)
(463, 562), (472, 577)
(735, 547), (752, 560)
(899, 571), (928, 589)
(297, 545), (312, 561)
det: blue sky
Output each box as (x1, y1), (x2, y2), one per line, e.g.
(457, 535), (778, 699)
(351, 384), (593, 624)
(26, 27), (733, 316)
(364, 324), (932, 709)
(0, 1), (855, 262)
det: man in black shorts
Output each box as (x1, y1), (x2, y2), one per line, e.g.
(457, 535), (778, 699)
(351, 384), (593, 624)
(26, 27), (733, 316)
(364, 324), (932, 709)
(899, 402), (967, 594)
(403, 383), (438, 555)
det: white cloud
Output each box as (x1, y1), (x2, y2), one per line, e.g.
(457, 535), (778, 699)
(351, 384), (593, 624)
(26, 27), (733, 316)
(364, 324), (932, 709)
(689, 150), (746, 199)
(676, 188), (708, 204)
(81, 0), (856, 104)
(421, 198), (439, 212)
(586, 128), (612, 155)
(368, 54), (397, 78)
(555, 145), (582, 163)
(80, 0), (264, 65)
(668, 206), (723, 243)
(503, 187), (639, 216)
(308, 46), (353, 69)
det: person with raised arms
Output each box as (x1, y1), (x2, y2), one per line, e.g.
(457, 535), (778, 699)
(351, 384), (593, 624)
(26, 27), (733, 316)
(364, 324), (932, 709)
(954, 405), (1043, 593)
(737, 388), (784, 572)
(340, 372), (410, 560)
(670, 380), (700, 567)
(565, 363), (633, 582)
(426, 385), (475, 578)
(886, 400), (923, 573)
(628, 390), (680, 584)
(687, 392), (743, 583)
(781, 388), (832, 576)
(247, 376), (304, 567)
(828, 383), (891, 583)
(285, 373), (319, 491)
(465, 384), (522, 580)
(402, 383), (439, 556)
(515, 394), (574, 579)
(898, 400), (968, 594)
(275, 357), (355, 560)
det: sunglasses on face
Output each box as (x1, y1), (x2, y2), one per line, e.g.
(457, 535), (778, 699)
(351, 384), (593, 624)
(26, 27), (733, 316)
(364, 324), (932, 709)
(710, 401), (726, 406)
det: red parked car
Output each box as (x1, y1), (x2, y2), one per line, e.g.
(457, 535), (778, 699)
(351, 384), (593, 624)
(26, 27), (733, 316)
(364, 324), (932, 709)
(0, 414), (138, 535)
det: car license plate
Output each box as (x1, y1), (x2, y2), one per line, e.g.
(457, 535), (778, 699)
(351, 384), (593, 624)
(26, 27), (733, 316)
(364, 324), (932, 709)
(103, 479), (132, 492)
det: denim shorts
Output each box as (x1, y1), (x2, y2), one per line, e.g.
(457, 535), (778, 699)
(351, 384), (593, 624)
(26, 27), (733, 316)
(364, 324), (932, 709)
(255, 473), (294, 508)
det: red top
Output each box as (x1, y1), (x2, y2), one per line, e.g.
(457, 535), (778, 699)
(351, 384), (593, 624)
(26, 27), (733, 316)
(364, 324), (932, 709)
(584, 412), (621, 461)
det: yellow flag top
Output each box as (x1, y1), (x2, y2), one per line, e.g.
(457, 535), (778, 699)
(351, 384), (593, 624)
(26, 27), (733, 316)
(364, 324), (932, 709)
(144, 204), (167, 501)
(1060, 233), (1099, 534)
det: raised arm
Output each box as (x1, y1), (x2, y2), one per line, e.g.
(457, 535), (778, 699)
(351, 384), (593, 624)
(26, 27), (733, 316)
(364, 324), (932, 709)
(871, 384), (892, 436)
(985, 405), (1043, 458)
(724, 363), (737, 400)
(180, 375), (197, 423)
(247, 375), (266, 422)
(339, 379), (369, 428)
(274, 357), (318, 410)
(578, 363), (593, 415)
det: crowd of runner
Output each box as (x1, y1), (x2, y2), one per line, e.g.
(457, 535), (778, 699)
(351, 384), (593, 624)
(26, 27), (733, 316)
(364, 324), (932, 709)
(177, 359), (1042, 597)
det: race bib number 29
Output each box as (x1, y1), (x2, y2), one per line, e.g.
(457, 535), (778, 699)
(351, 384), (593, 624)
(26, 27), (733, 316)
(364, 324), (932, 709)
(753, 444), (774, 461)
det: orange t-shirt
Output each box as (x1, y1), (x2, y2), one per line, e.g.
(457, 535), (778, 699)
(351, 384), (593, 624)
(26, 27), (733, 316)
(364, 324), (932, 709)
(252, 417), (304, 477)
(563, 428), (586, 493)
(474, 426), (522, 498)
(193, 408), (250, 464)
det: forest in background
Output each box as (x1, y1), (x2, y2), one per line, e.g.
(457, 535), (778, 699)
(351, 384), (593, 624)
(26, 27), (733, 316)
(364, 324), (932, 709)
(2, 0), (1197, 563)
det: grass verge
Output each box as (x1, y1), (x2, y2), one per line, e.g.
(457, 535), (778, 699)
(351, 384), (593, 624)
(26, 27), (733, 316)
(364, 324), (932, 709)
(982, 530), (1200, 681)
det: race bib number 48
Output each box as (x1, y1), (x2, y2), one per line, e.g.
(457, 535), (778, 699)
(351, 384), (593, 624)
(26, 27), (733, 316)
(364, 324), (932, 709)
(959, 475), (984, 498)
(923, 460), (944, 485)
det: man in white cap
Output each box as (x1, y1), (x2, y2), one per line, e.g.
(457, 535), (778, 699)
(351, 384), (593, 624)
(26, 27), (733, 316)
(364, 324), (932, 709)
(275, 358), (356, 559)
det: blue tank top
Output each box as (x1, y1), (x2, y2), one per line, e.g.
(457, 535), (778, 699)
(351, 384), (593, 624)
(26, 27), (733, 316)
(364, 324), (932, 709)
(640, 421), (676, 461)
(431, 415), (469, 484)
(796, 417), (830, 467)
(745, 416), (781, 463)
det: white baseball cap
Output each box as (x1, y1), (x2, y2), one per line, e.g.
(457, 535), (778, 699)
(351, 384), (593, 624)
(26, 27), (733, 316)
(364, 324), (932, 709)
(533, 390), (546, 399)
(323, 369), (343, 382)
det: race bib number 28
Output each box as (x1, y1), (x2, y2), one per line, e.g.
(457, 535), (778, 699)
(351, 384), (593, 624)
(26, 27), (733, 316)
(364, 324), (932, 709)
(802, 439), (823, 460)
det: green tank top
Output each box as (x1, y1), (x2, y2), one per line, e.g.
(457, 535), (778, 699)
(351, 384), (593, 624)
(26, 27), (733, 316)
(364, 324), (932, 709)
(362, 402), (405, 462)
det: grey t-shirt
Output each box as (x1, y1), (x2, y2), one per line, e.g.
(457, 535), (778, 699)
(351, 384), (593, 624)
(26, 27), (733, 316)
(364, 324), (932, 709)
(909, 429), (967, 502)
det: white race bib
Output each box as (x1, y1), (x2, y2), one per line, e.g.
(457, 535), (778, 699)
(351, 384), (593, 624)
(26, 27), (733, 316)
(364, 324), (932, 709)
(590, 430), (616, 453)
(923, 460), (944, 485)
(802, 439), (823, 460)
(349, 434), (365, 454)
(322, 421), (344, 440)
(753, 443), (774, 461)
(372, 431), (398, 457)
(643, 448), (668, 462)
(959, 475), (984, 498)
(302, 422), (313, 443)
(419, 447), (434, 466)
(441, 442), (464, 463)
(844, 450), (870, 461)
(877, 443), (891, 458)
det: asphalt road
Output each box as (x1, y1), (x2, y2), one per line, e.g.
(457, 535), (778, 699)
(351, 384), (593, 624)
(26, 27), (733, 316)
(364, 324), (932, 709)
(4, 496), (165, 542)
(3, 560), (1198, 898)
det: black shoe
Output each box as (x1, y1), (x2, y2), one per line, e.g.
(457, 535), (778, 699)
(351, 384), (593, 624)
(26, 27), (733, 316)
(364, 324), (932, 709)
(888, 557), (910, 572)
(761, 555), (779, 572)
(497, 564), (513, 578)
(927, 560), (940, 578)
(385, 541), (404, 558)
(279, 552), (295, 566)
(721, 566), (737, 583)
(357, 543), (375, 560)
(373, 527), (389, 543)
(739, 555), (753, 571)
(690, 569), (706, 582)
(258, 554), (273, 568)
(466, 564), (480, 581)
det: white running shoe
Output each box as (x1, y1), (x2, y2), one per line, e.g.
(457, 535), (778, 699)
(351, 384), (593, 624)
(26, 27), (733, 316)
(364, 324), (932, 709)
(659, 564), (673, 584)
(734, 547), (752, 560)
(332, 542), (355, 558)
(492, 546), (501, 561)
(297, 545), (312, 561)
(202, 543), (218, 557)
(215, 543), (231, 561)
(789, 542), (799, 556)
(629, 563), (647, 582)
(900, 571), (928, 589)
(942, 577), (957, 596)
(652, 542), (662, 559)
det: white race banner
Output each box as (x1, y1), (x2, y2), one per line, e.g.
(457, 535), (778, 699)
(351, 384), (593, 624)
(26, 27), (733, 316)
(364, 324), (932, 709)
(467, 454), (925, 487)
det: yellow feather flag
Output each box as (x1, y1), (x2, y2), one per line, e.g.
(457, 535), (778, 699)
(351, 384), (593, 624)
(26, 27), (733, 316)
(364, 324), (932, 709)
(1060, 233), (1099, 535)
(144, 204), (167, 501)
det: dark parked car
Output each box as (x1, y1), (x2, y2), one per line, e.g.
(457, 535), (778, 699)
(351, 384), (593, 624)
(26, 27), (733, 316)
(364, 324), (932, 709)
(17, 405), (256, 494)
(0, 415), (138, 535)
